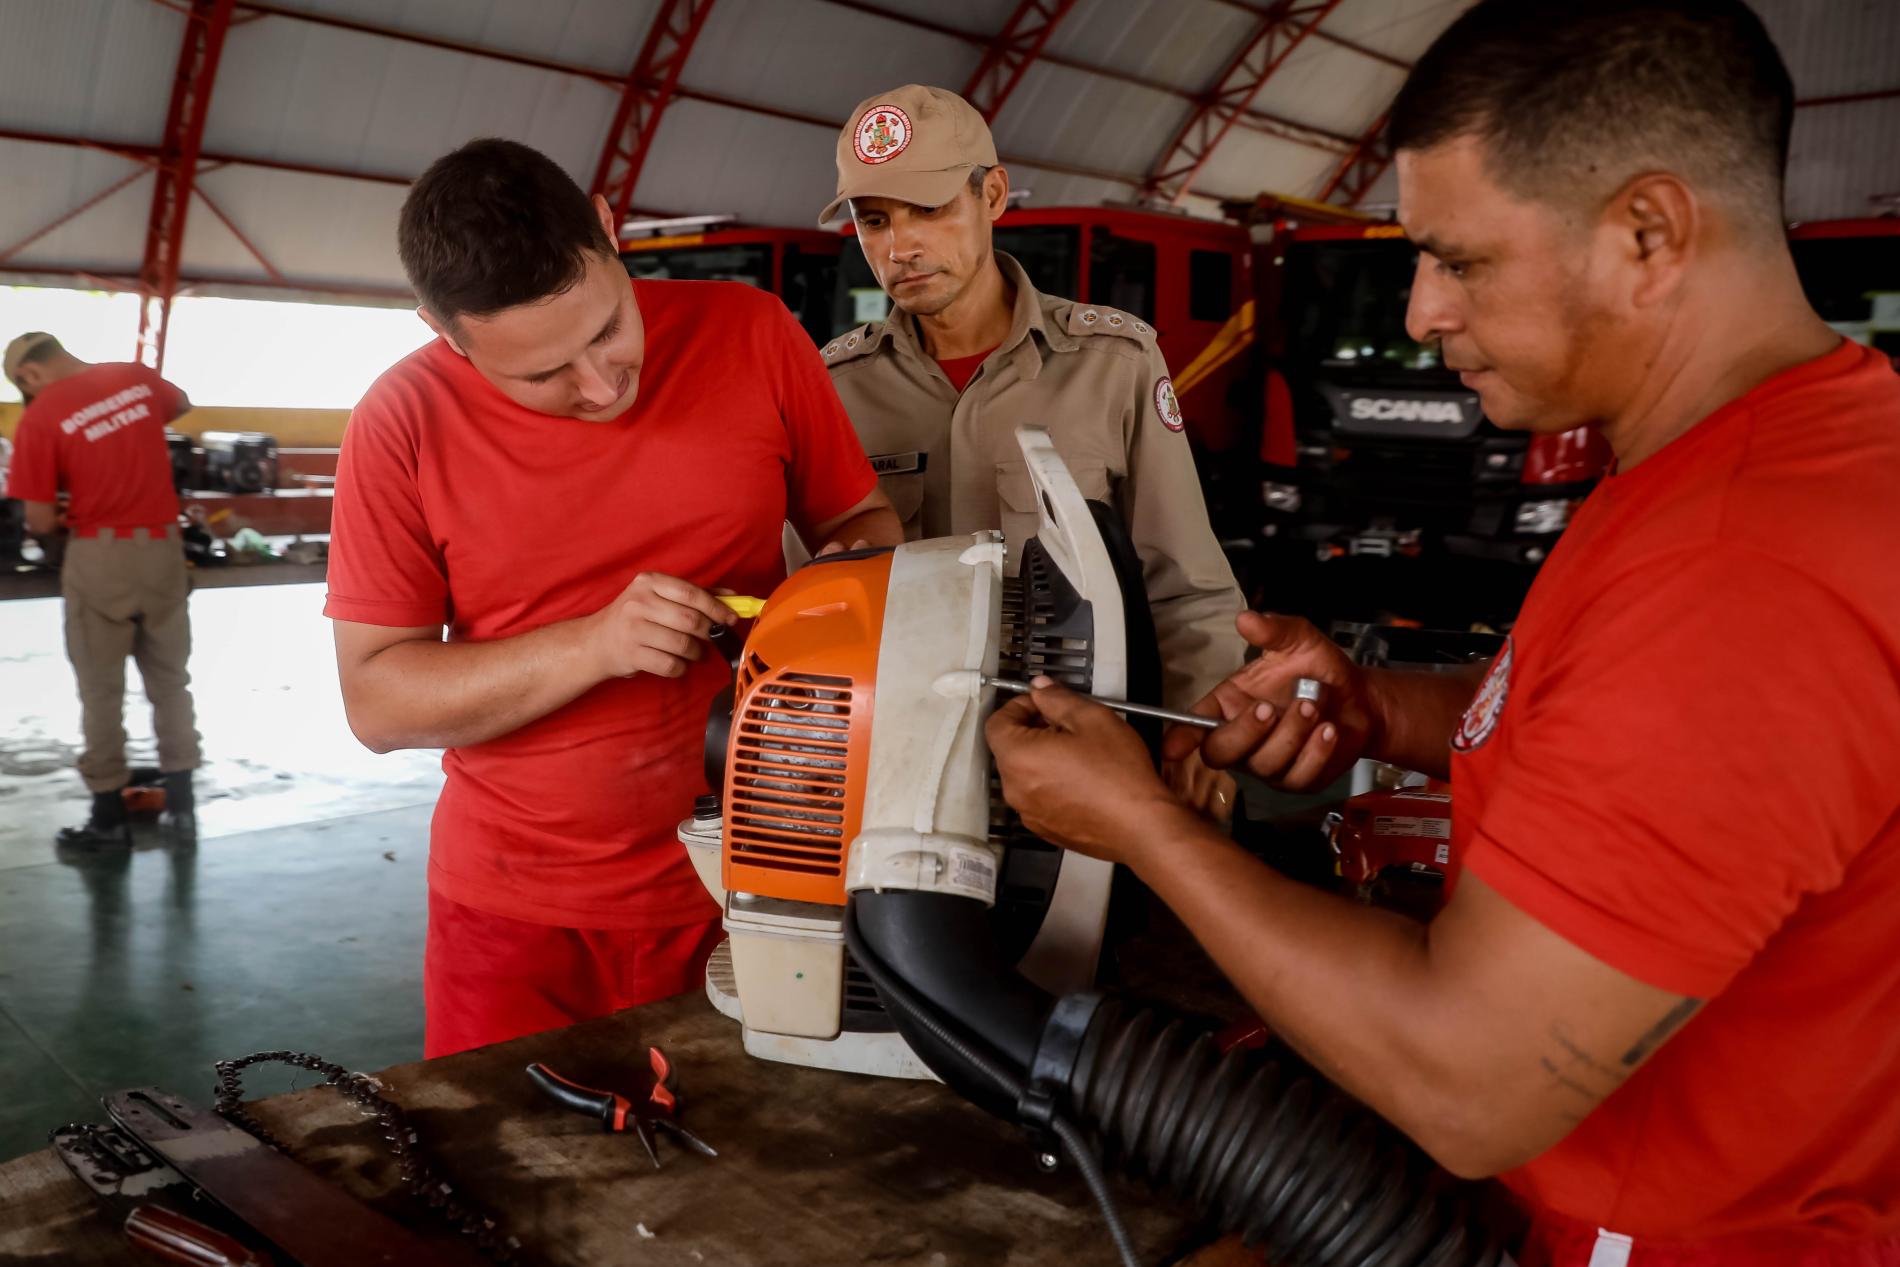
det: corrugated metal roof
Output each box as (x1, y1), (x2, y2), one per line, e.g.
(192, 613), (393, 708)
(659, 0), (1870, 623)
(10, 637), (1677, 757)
(0, 0), (1892, 302)
(208, 16), (614, 183)
(992, 61), (1186, 189)
(1043, 0), (1255, 91)
(1, 141), (152, 275)
(633, 99), (838, 230)
(255, 0), (647, 75)
(682, 0), (979, 123)
(0, 0), (182, 143)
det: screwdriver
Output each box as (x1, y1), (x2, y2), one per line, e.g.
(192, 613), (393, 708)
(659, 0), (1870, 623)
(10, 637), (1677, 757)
(983, 676), (1221, 730)
(717, 595), (767, 618)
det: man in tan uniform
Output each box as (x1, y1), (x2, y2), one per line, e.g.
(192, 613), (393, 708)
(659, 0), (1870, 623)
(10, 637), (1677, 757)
(5, 333), (201, 847)
(819, 85), (1246, 720)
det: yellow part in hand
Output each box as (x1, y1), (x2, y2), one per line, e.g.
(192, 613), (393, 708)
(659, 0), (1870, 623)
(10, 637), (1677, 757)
(718, 595), (767, 619)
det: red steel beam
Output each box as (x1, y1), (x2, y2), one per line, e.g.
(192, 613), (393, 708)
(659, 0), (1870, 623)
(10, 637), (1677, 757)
(0, 265), (412, 303)
(1315, 110), (1392, 207)
(589, 0), (718, 227)
(1796, 85), (1900, 108)
(136, 0), (236, 371)
(0, 166), (152, 267)
(814, 0), (1358, 156)
(961, 0), (1078, 123)
(1147, 0), (1346, 206)
(191, 184), (285, 282)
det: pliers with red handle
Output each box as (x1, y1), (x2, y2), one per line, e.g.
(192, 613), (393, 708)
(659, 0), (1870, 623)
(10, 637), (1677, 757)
(526, 1049), (718, 1169)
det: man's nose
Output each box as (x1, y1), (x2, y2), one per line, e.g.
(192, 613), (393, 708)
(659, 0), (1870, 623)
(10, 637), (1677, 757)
(573, 355), (619, 405)
(886, 218), (925, 262)
(1404, 256), (1462, 348)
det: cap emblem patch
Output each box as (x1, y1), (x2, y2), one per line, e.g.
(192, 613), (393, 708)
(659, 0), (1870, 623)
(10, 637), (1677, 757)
(854, 104), (913, 165)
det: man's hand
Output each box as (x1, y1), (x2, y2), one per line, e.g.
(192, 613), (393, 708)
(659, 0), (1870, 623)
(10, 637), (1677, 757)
(808, 487), (902, 557)
(585, 572), (732, 680)
(1163, 750), (1237, 827)
(1164, 612), (1381, 792)
(985, 678), (1187, 865)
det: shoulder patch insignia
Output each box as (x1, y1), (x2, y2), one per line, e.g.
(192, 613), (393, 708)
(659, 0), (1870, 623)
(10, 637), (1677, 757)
(1451, 636), (1514, 753)
(1154, 376), (1185, 432)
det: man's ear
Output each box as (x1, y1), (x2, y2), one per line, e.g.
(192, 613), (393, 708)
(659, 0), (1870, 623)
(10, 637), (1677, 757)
(417, 306), (468, 358)
(1609, 172), (1698, 309)
(984, 165), (1011, 222)
(592, 194), (619, 249)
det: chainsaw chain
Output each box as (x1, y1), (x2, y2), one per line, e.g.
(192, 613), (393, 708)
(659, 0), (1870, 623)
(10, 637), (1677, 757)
(214, 1049), (524, 1265)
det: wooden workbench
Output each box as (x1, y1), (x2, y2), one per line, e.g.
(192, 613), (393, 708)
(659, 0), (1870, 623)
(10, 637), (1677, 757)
(0, 915), (1253, 1266)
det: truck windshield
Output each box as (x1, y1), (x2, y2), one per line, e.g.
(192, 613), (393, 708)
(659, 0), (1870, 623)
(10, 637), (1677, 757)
(1285, 240), (1441, 375)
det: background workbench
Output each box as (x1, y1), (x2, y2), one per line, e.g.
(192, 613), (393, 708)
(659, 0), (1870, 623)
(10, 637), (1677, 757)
(0, 911), (1253, 1266)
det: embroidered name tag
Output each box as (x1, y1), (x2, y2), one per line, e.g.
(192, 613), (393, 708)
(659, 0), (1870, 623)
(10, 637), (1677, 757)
(870, 451), (927, 476)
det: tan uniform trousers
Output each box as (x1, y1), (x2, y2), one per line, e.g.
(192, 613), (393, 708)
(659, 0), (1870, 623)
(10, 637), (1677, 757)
(60, 527), (200, 792)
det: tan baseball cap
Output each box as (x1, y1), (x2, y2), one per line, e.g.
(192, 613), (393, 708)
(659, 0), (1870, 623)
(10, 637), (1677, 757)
(4, 332), (57, 384)
(818, 85), (999, 227)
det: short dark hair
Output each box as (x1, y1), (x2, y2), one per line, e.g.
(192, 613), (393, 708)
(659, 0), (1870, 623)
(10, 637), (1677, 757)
(1389, 0), (1794, 236)
(397, 138), (616, 324)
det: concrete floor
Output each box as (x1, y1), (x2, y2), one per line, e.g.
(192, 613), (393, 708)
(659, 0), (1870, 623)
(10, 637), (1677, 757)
(0, 583), (444, 1162)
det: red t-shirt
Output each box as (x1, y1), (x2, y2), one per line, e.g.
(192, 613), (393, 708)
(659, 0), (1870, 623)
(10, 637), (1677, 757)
(936, 345), (997, 393)
(323, 280), (876, 928)
(1449, 341), (1900, 1249)
(5, 362), (186, 530)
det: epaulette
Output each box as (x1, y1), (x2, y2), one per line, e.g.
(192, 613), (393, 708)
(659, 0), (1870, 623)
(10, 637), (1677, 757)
(1061, 303), (1157, 344)
(820, 324), (880, 368)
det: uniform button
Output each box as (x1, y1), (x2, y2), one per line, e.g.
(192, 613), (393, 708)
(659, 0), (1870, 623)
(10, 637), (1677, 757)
(824, 343), (840, 356)
(846, 334), (860, 348)
(1134, 321), (1150, 334)
(1080, 309), (1099, 325)
(1106, 313), (1124, 328)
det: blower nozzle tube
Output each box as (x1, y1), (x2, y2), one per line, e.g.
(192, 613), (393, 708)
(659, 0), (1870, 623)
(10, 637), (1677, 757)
(845, 888), (1503, 1267)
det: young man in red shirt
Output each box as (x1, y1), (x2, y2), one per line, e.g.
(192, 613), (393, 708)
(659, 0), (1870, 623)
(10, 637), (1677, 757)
(986, 1), (1900, 1262)
(326, 139), (899, 1057)
(5, 332), (201, 847)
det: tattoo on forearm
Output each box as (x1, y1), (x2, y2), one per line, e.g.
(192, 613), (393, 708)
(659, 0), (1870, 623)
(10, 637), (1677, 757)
(1620, 997), (1702, 1067)
(1538, 1021), (1626, 1107)
(1537, 1056), (1600, 1103)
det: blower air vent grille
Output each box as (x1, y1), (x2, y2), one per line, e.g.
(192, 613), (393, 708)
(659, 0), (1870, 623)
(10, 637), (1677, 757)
(998, 549), (1092, 690)
(729, 672), (855, 877)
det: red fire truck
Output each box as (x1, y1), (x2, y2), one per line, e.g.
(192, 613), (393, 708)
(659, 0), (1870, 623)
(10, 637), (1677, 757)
(1252, 221), (1612, 579)
(619, 224), (843, 346)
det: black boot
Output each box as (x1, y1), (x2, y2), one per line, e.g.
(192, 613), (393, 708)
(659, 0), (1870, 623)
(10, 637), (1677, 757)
(55, 791), (132, 849)
(161, 771), (197, 844)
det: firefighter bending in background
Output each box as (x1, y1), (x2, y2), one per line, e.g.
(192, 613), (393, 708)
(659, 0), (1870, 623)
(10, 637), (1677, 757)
(5, 332), (201, 846)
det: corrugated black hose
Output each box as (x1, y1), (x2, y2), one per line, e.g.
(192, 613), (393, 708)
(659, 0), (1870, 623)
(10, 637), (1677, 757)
(844, 891), (1504, 1267)
(840, 901), (1143, 1267)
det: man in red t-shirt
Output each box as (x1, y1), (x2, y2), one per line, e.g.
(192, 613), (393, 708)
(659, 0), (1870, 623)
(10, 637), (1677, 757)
(983, 2), (1900, 1263)
(327, 139), (900, 1057)
(5, 332), (200, 847)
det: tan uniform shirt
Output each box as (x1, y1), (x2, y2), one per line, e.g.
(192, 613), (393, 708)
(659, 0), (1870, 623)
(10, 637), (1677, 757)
(824, 254), (1245, 708)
